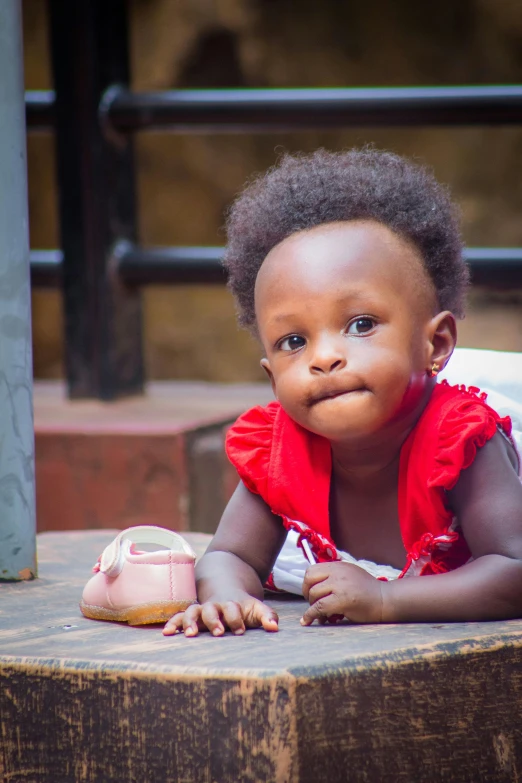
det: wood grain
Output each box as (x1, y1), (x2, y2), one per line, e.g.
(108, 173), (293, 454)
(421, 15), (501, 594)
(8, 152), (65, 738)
(1, 531), (522, 781)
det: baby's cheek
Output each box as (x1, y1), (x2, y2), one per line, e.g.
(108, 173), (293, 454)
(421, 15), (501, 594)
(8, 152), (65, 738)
(274, 374), (307, 407)
(388, 371), (428, 417)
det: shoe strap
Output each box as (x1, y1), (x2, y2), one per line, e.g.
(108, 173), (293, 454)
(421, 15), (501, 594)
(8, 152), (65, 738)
(100, 525), (196, 577)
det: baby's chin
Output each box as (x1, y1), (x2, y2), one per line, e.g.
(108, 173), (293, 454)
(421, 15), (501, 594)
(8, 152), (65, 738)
(294, 391), (379, 440)
(302, 389), (430, 444)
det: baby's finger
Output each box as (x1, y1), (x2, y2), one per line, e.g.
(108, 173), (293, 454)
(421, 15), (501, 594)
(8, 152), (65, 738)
(182, 604), (207, 637)
(300, 596), (339, 626)
(221, 601), (246, 635)
(200, 603), (225, 637)
(251, 602), (279, 632)
(162, 611), (186, 636)
(302, 566), (329, 601)
(163, 603), (203, 636)
(307, 580), (333, 606)
(260, 611), (279, 632)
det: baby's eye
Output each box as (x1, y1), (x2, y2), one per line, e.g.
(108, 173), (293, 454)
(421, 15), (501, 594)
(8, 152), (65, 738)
(346, 317), (376, 335)
(278, 335), (306, 351)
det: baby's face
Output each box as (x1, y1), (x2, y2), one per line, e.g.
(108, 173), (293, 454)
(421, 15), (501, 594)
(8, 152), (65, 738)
(255, 220), (447, 444)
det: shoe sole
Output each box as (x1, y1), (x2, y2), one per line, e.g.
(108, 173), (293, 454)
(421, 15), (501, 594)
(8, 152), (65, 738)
(79, 599), (196, 626)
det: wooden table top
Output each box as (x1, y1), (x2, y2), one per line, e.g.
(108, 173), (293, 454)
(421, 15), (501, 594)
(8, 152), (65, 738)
(2, 530), (522, 677)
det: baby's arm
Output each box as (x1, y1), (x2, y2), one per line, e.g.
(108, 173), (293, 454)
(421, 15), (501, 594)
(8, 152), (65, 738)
(163, 481), (286, 636)
(302, 432), (522, 625)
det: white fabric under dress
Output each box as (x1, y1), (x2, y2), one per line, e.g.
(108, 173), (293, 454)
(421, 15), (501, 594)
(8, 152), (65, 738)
(270, 347), (522, 596)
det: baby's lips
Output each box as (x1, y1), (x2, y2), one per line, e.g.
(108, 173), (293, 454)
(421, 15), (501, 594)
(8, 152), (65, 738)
(310, 386), (365, 404)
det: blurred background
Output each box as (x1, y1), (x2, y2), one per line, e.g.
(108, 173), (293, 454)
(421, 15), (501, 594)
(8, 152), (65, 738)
(25, 0), (522, 386)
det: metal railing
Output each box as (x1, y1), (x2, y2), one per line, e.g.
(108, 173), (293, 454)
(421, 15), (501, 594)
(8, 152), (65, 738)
(27, 0), (522, 400)
(28, 245), (522, 290)
(27, 85), (522, 131)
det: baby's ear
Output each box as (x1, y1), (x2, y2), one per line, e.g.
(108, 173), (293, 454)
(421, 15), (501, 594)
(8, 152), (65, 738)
(427, 311), (457, 372)
(260, 358), (277, 398)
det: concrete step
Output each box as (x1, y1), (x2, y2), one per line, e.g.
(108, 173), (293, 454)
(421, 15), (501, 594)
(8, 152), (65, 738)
(34, 380), (273, 534)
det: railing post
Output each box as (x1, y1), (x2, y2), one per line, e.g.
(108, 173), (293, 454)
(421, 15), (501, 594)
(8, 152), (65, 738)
(48, 0), (144, 399)
(0, 0), (37, 580)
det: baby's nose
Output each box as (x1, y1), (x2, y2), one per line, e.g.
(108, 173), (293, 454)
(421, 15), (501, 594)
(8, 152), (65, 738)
(309, 338), (347, 374)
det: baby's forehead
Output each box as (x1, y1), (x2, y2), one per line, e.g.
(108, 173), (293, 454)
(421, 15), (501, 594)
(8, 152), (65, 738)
(258, 220), (432, 294)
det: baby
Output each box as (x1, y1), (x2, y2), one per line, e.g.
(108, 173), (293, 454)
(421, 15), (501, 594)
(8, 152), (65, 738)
(164, 148), (522, 637)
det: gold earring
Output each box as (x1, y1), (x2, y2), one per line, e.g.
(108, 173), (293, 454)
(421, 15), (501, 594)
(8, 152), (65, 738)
(428, 362), (440, 377)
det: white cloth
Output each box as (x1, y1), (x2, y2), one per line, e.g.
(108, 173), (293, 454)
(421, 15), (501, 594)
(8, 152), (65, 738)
(439, 347), (522, 456)
(272, 530), (402, 595)
(271, 348), (522, 595)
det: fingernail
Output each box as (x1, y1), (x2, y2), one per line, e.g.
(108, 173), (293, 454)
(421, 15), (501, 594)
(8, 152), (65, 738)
(185, 628), (195, 636)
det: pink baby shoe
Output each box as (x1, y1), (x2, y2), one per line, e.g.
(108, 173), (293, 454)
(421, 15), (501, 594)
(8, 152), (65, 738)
(80, 526), (197, 625)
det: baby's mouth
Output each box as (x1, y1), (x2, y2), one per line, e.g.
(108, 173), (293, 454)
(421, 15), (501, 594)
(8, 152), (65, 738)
(309, 387), (366, 405)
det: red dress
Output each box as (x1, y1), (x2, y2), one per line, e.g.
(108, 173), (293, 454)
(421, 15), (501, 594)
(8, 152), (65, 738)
(226, 381), (513, 579)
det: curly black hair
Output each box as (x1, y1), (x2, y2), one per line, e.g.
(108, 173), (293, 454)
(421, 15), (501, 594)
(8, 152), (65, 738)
(224, 148), (469, 331)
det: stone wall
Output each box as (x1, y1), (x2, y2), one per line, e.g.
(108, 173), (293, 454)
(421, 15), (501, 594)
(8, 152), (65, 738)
(24, 0), (522, 383)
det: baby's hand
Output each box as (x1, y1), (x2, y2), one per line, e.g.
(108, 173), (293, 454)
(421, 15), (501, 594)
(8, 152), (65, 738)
(163, 592), (279, 637)
(300, 561), (384, 626)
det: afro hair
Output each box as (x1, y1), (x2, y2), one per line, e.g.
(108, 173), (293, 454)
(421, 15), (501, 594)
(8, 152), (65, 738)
(224, 148), (469, 332)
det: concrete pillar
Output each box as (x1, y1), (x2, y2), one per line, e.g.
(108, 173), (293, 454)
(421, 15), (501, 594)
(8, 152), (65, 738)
(0, 0), (37, 580)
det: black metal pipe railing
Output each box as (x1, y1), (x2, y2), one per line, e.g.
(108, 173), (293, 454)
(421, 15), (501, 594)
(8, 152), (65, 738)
(30, 247), (522, 289)
(26, 85), (522, 132)
(29, 250), (63, 288)
(117, 245), (227, 285)
(108, 86), (522, 132)
(462, 248), (522, 288)
(25, 90), (55, 129)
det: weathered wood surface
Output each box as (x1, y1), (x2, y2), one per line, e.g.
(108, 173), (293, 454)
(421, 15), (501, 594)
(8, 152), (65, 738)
(1, 531), (522, 782)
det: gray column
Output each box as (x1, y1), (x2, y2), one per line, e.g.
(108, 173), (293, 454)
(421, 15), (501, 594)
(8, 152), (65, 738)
(0, 0), (37, 580)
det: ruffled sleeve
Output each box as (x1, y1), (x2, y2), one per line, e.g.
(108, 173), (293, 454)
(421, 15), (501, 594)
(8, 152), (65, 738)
(225, 401), (280, 499)
(399, 381), (514, 560)
(225, 400), (332, 538)
(429, 384), (513, 492)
